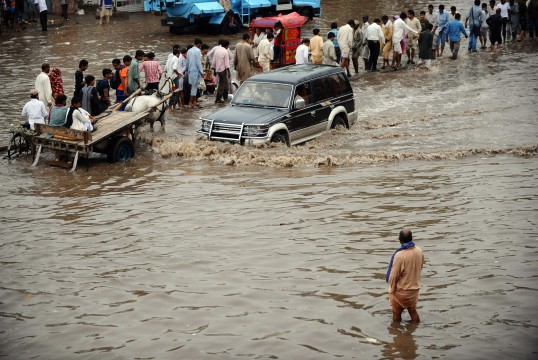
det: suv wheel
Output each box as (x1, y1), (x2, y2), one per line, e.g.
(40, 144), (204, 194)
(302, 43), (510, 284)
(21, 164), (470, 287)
(331, 115), (347, 129)
(270, 131), (289, 146)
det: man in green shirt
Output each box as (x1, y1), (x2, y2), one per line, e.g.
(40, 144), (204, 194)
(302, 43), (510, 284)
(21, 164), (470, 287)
(128, 50), (144, 94)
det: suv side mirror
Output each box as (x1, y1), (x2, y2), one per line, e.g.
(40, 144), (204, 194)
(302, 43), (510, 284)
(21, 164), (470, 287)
(227, 94), (234, 102)
(295, 97), (305, 109)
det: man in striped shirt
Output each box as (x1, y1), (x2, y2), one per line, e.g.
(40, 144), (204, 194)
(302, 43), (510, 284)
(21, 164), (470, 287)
(139, 52), (162, 90)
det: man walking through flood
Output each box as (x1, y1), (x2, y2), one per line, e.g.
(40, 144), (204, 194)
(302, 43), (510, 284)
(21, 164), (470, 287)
(337, 19), (355, 77)
(386, 229), (425, 323)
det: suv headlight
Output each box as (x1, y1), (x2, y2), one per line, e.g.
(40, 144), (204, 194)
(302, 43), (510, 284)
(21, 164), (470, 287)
(201, 119), (212, 132)
(243, 125), (268, 137)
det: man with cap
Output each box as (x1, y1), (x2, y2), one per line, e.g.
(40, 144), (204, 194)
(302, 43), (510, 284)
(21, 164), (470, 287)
(21, 89), (48, 130)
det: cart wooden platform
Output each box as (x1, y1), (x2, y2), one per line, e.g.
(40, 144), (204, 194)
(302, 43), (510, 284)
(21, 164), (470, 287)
(32, 91), (172, 171)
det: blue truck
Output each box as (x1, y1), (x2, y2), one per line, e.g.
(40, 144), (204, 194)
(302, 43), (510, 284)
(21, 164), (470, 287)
(144, 0), (321, 34)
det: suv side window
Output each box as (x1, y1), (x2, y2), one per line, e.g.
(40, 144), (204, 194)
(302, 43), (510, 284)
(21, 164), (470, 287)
(337, 73), (352, 94)
(328, 74), (343, 98)
(295, 83), (312, 107)
(311, 78), (328, 103)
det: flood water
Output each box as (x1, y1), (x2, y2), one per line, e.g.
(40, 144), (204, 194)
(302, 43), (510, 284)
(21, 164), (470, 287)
(1, 1), (538, 359)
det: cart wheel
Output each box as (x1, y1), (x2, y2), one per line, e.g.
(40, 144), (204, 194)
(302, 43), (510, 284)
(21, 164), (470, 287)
(7, 133), (30, 159)
(107, 136), (135, 163)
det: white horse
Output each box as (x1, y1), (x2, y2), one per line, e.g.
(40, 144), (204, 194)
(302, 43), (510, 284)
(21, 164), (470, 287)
(124, 79), (173, 132)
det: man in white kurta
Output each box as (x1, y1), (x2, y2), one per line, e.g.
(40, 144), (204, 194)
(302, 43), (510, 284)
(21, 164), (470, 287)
(295, 39), (310, 64)
(337, 20), (355, 75)
(35, 63), (53, 111)
(22, 89), (48, 130)
(392, 13), (419, 67)
(257, 33), (274, 72)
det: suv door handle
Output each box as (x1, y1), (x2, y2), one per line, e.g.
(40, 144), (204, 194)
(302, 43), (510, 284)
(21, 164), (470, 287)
(310, 111), (316, 116)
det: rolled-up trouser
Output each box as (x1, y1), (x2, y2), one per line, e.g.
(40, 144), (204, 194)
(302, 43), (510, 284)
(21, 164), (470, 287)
(311, 55), (322, 64)
(189, 74), (200, 97)
(39, 10), (47, 31)
(169, 77), (179, 106)
(259, 59), (270, 72)
(367, 40), (380, 70)
(61, 4), (68, 19)
(389, 289), (419, 311)
(502, 17), (508, 41)
(146, 82), (159, 90)
(529, 16), (538, 38)
(216, 70), (229, 101)
(469, 25), (478, 50)
(116, 89), (126, 103)
(382, 40), (392, 59)
(450, 40), (461, 59)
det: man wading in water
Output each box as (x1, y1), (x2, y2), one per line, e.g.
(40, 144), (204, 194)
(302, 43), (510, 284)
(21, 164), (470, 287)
(386, 229), (425, 323)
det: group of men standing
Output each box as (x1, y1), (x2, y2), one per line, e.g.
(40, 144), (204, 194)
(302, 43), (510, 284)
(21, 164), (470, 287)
(313, 0), (538, 75)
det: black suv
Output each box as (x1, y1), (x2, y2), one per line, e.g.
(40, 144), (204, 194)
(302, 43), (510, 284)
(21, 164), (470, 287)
(199, 65), (356, 146)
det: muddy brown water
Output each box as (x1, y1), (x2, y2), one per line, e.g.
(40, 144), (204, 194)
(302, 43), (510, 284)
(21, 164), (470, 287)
(1, 1), (538, 359)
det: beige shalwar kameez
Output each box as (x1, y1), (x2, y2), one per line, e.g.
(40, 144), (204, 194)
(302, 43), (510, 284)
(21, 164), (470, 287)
(234, 41), (256, 83)
(388, 246), (425, 310)
(309, 34), (324, 64)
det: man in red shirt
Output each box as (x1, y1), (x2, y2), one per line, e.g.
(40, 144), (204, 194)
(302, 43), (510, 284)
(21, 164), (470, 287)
(139, 52), (163, 91)
(212, 40), (231, 103)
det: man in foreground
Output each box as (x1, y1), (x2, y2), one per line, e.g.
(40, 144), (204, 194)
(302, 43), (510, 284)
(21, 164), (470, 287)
(386, 229), (425, 323)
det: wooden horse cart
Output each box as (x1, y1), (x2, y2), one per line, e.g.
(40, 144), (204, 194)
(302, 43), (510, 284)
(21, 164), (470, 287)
(32, 90), (173, 172)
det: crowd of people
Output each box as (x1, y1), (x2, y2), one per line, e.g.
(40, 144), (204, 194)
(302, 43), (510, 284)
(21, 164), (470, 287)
(20, 1), (538, 131)
(289, 0), (538, 74)
(21, 38), (238, 131)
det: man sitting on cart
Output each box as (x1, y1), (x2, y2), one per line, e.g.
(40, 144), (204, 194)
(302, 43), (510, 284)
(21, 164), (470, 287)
(64, 96), (97, 132)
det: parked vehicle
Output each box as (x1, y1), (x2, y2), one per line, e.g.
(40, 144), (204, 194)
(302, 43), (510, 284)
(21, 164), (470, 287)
(249, 12), (308, 68)
(144, 0), (321, 34)
(199, 65), (357, 147)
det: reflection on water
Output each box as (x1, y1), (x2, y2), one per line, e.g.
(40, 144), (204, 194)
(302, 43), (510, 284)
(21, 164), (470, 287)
(383, 322), (419, 360)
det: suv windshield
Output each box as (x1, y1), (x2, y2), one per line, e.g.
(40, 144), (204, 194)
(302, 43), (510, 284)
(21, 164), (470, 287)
(233, 83), (293, 108)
